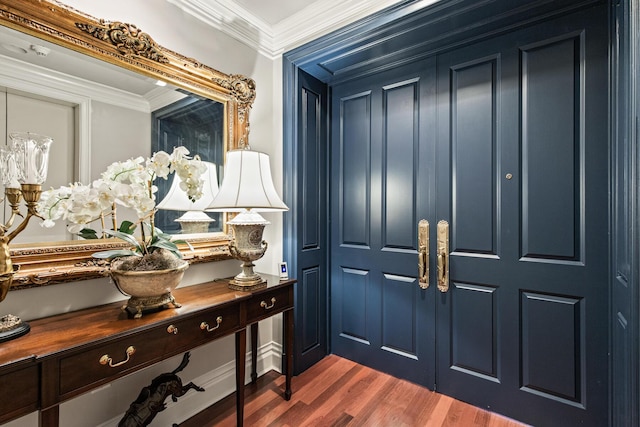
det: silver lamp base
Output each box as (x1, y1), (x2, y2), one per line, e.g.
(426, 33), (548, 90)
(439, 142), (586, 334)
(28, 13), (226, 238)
(228, 268), (267, 291)
(176, 220), (210, 234)
(175, 211), (214, 234)
(227, 213), (269, 291)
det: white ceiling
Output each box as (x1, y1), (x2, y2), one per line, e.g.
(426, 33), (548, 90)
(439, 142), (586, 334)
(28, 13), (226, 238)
(168, 0), (412, 58)
(231, 0), (322, 26)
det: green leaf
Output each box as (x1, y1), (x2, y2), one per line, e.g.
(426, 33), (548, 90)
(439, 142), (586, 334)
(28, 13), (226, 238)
(103, 229), (143, 252)
(92, 249), (140, 259)
(149, 240), (183, 259)
(78, 228), (99, 239)
(118, 221), (136, 234)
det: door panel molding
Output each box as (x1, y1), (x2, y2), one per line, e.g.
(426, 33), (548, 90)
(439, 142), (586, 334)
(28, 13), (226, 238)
(521, 33), (585, 262)
(521, 292), (585, 407)
(339, 92), (372, 247)
(451, 282), (499, 378)
(381, 274), (419, 358)
(450, 56), (499, 256)
(382, 79), (420, 251)
(338, 267), (371, 344)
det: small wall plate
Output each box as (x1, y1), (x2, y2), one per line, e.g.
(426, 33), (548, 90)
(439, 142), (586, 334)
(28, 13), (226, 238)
(278, 262), (288, 280)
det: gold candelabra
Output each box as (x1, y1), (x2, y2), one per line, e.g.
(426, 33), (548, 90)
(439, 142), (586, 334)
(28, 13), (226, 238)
(0, 132), (52, 342)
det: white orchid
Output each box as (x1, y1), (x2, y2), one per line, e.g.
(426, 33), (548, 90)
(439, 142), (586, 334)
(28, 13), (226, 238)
(36, 147), (206, 259)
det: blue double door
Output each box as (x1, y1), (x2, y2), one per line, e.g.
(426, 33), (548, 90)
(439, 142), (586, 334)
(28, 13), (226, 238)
(329, 7), (608, 426)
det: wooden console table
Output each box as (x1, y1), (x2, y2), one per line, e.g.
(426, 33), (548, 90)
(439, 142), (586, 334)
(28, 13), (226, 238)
(0, 275), (295, 427)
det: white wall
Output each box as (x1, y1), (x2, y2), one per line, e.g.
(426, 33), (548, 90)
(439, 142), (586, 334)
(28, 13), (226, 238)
(1, 1), (285, 425)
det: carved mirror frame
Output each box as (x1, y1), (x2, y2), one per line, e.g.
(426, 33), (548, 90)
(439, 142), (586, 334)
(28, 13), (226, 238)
(0, 0), (255, 288)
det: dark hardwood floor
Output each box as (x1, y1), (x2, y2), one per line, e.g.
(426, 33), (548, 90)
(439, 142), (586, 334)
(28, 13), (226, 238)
(180, 355), (529, 426)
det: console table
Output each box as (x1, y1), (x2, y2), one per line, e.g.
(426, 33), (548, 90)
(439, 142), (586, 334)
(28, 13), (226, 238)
(0, 275), (295, 427)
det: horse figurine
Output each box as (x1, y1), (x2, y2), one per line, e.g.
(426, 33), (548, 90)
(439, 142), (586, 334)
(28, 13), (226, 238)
(118, 351), (204, 427)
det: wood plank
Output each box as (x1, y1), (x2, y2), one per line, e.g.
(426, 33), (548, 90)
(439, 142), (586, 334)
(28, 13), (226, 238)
(179, 355), (530, 427)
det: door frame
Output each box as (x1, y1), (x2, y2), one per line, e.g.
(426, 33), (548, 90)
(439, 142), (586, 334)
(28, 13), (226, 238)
(283, 0), (637, 423)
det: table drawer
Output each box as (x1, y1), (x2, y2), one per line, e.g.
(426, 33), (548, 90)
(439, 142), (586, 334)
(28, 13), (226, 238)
(164, 304), (241, 353)
(0, 363), (38, 424)
(247, 286), (293, 324)
(58, 327), (168, 396)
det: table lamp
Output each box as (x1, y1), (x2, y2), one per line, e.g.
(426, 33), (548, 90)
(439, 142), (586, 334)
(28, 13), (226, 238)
(207, 148), (288, 290)
(156, 161), (219, 234)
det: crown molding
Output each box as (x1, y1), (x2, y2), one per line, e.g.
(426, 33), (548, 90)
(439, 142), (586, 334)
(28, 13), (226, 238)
(272, 0), (410, 55)
(0, 54), (150, 113)
(167, 0), (409, 59)
(167, 0), (276, 58)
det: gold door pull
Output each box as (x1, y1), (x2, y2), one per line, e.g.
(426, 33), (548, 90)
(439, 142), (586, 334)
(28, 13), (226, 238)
(437, 220), (449, 292)
(418, 220), (429, 289)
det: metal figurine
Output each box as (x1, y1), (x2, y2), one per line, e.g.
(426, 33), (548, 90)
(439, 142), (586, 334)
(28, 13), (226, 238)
(118, 352), (204, 427)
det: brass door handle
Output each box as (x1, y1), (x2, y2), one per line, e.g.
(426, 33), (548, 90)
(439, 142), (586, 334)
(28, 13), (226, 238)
(418, 219), (429, 289)
(437, 220), (449, 292)
(99, 346), (135, 368)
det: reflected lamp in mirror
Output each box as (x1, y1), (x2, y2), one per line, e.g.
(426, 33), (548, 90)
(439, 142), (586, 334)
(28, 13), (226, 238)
(156, 161), (219, 234)
(207, 149), (288, 291)
(0, 131), (53, 341)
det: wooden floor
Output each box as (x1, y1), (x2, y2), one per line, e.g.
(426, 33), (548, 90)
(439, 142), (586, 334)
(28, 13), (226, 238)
(180, 355), (528, 427)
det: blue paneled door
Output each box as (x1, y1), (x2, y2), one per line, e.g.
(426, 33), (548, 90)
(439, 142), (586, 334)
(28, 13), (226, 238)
(331, 57), (437, 387)
(330, 5), (608, 426)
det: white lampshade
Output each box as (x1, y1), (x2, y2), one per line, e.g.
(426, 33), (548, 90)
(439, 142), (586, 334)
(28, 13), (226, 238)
(157, 161), (219, 212)
(207, 149), (288, 212)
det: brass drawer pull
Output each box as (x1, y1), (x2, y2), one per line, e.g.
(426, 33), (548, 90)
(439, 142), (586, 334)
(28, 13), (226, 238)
(99, 346), (135, 368)
(200, 316), (223, 332)
(260, 297), (276, 310)
(167, 325), (178, 334)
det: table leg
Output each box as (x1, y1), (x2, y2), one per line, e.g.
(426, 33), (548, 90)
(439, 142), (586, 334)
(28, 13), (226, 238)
(250, 322), (258, 383)
(283, 309), (294, 400)
(235, 328), (246, 427)
(39, 405), (59, 427)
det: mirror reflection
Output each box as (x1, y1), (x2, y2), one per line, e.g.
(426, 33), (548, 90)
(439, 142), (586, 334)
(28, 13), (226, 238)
(0, 24), (225, 243)
(152, 96), (224, 234)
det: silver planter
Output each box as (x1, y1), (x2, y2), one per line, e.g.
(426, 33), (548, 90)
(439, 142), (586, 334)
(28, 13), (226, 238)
(110, 261), (188, 318)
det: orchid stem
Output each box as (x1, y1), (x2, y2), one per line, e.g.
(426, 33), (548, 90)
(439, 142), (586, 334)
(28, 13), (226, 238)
(111, 203), (117, 231)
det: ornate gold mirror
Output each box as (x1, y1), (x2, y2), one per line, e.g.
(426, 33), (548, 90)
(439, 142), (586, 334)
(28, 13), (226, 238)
(0, 0), (255, 288)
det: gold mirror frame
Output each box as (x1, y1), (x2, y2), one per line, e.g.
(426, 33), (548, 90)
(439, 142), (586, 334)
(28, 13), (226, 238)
(0, 0), (255, 289)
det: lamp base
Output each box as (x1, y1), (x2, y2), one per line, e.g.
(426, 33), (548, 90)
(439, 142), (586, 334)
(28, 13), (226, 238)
(177, 220), (210, 234)
(228, 278), (267, 291)
(175, 211), (214, 234)
(228, 262), (267, 291)
(0, 314), (30, 342)
(227, 219), (269, 291)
